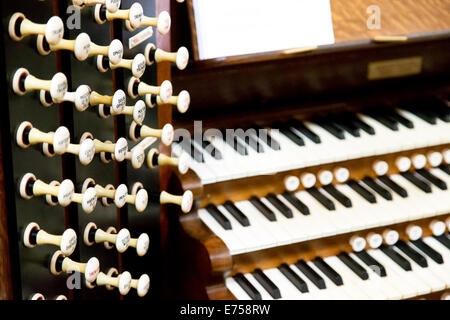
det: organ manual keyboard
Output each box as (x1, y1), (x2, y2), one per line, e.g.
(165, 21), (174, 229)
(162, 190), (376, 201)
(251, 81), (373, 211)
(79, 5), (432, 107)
(162, 0), (450, 300)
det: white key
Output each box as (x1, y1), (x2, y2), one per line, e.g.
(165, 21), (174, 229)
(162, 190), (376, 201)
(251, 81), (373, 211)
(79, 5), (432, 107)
(244, 273), (273, 300)
(259, 197), (304, 244)
(295, 190), (339, 238)
(307, 260), (363, 299)
(262, 268), (306, 300)
(197, 208), (243, 254)
(370, 248), (431, 296)
(289, 262), (336, 300)
(350, 253), (403, 300)
(226, 277), (252, 300)
(410, 240), (450, 288)
(391, 245), (446, 292)
(217, 205), (263, 253)
(390, 174), (437, 219)
(276, 193), (325, 241)
(349, 252), (402, 300)
(334, 184), (382, 229)
(368, 249), (418, 299)
(325, 256), (386, 299)
(233, 201), (278, 249)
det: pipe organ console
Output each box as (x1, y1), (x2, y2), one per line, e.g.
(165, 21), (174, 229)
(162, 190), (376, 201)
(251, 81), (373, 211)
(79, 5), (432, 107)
(156, 0), (450, 302)
(0, 0), (190, 301)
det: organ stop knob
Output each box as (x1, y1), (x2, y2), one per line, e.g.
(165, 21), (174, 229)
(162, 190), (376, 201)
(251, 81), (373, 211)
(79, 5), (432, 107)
(9, 13), (64, 45)
(128, 233), (150, 256)
(145, 90), (190, 113)
(72, 0), (121, 13)
(144, 43), (189, 70)
(147, 148), (190, 174)
(84, 222), (131, 253)
(16, 121), (70, 154)
(23, 223), (77, 256)
(12, 68), (67, 103)
(50, 250), (100, 283)
(37, 33), (123, 65)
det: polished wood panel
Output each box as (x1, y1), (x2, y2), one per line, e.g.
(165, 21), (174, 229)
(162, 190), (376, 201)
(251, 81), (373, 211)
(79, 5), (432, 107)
(332, 0), (450, 43)
(0, 130), (13, 300)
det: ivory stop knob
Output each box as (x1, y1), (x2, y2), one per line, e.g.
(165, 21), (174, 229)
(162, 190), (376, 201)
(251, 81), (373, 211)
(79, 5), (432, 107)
(9, 13), (64, 45)
(12, 68), (68, 103)
(129, 233), (150, 256)
(23, 222), (77, 256)
(72, 0), (121, 13)
(50, 250), (100, 283)
(131, 274), (150, 297)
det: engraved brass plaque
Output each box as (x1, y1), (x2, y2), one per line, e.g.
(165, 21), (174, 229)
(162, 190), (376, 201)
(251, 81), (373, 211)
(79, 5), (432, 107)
(367, 56), (422, 80)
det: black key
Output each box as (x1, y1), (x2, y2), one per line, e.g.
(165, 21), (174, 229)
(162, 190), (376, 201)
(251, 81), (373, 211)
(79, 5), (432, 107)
(410, 239), (443, 264)
(252, 268), (281, 299)
(279, 127), (305, 146)
(202, 140), (222, 160)
(233, 273), (261, 300)
(307, 187), (335, 211)
(331, 115), (360, 137)
(434, 234), (450, 250)
(222, 132), (248, 156)
(249, 196), (276, 221)
(349, 114), (375, 135)
(355, 250), (386, 277)
(388, 110), (414, 129)
(365, 110), (398, 131)
(240, 130), (264, 153)
(439, 164), (450, 176)
(205, 204), (231, 230)
(281, 192), (310, 215)
(313, 257), (343, 286)
(313, 118), (345, 140)
(323, 185), (352, 208)
(295, 259), (326, 289)
(378, 175), (408, 198)
(254, 125), (281, 151)
(278, 263), (308, 293)
(289, 120), (321, 143)
(416, 169), (447, 190)
(190, 140), (205, 163)
(337, 252), (369, 280)
(401, 171), (432, 193)
(223, 200), (250, 227)
(177, 137), (204, 163)
(362, 176), (392, 200)
(430, 101), (450, 122)
(404, 106), (437, 125)
(395, 240), (428, 268)
(266, 193), (293, 218)
(347, 180), (377, 203)
(380, 244), (412, 271)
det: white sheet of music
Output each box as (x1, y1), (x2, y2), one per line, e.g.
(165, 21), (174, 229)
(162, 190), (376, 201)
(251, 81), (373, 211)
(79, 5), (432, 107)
(193, 0), (335, 60)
